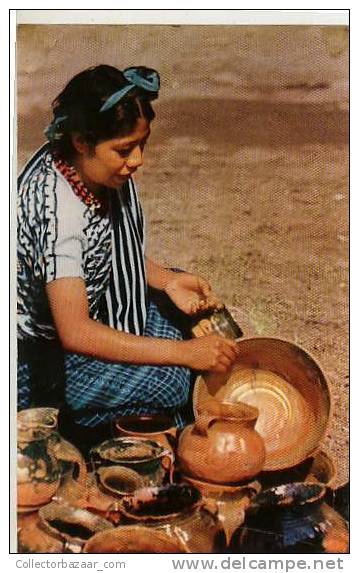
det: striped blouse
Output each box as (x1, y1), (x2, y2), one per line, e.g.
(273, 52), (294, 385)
(17, 144), (147, 340)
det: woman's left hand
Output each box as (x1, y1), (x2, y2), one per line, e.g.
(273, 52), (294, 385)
(164, 272), (221, 315)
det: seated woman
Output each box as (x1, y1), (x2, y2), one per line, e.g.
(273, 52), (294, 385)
(17, 64), (238, 452)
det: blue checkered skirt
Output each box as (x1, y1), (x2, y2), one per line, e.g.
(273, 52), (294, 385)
(18, 300), (193, 428)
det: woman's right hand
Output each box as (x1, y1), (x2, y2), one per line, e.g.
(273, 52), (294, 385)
(181, 335), (238, 373)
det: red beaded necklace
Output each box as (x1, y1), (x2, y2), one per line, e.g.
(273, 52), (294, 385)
(54, 156), (102, 212)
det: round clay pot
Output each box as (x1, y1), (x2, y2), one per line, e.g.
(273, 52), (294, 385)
(90, 437), (174, 488)
(114, 414), (177, 454)
(235, 482), (348, 553)
(258, 449), (337, 490)
(17, 408), (87, 510)
(84, 525), (188, 553)
(120, 483), (225, 553)
(177, 398), (265, 484)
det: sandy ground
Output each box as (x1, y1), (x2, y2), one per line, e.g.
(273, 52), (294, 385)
(16, 24), (349, 486)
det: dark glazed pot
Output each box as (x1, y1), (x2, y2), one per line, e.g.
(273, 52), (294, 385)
(119, 483), (225, 553)
(234, 482), (349, 554)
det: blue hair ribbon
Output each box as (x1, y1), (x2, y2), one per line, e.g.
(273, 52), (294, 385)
(44, 68), (160, 141)
(44, 115), (68, 142)
(99, 67), (160, 113)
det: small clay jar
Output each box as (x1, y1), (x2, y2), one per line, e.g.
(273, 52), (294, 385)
(177, 399), (265, 484)
(114, 414), (177, 455)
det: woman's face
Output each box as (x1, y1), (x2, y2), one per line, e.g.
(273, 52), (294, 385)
(75, 117), (151, 191)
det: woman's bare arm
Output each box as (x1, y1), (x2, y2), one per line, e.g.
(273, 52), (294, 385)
(46, 277), (238, 372)
(145, 257), (176, 291)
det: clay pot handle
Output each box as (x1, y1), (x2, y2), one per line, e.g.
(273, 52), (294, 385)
(164, 426), (178, 440)
(53, 439), (87, 490)
(161, 450), (175, 483)
(194, 414), (218, 436)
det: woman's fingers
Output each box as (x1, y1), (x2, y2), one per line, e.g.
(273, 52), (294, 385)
(219, 343), (238, 363)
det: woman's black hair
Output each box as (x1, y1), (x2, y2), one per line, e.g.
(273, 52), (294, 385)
(48, 65), (158, 160)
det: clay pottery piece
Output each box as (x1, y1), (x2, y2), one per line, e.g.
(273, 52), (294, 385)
(84, 525), (188, 553)
(235, 482), (348, 553)
(259, 450), (337, 490)
(17, 500), (113, 553)
(177, 398), (265, 484)
(182, 475), (261, 546)
(97, 465), (146, 496)
(85, 473), (124, 526)
(114, 414), (177, 454)
(193, 338), (331, 471)
(306, 451), (337, 487)
(120, 483), (225, 553)
(328, 481), (349, 522)
(18, 510), (64, 553)
(90, 437), (174, 487)
(17, 408), (87, 510)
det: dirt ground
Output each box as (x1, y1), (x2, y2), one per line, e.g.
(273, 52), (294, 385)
(16, 24), (349, 486)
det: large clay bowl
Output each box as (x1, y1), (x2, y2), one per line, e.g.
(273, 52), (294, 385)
(193, 337), (331, 471)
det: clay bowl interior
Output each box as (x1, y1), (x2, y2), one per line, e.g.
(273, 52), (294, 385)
(97, 465), (146, 496)
(193, 337), (331, 472)
(91, 437), (165, 464)
(83, 525), (187, 553)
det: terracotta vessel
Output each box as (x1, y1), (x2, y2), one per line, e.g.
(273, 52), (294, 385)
(120, 483), (225, 553)
(259, 449), (337, 490)
(90, 437), (174, 488)
(114, 414), (177, 454)
(177, 398), (265, 484)
(193, 337), (331, 471)
(17, 408), (87, 510)
(235, 482), (349, 553)
(17, 500), (114, 553)
(84, 525), (188, 553)
(182, 475), (261, 546)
